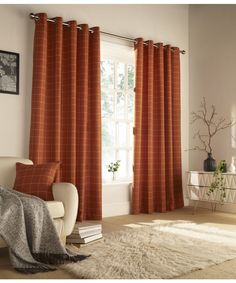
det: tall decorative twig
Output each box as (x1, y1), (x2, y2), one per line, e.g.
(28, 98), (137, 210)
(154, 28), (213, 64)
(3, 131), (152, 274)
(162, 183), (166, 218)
(189, 97), (235, 154)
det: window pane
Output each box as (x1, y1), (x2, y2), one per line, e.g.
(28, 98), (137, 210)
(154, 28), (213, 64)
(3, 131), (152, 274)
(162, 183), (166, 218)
(116, 91), (125, 119)
(117, 62), (125, 90)
(128, 64), (134, 90)
(102, 148), (115, 181)
(101, 60), (114, 89)
(102, 121), (115, 147)
(117, 150), (127, 179)
(118, 122), (127, 147)
(101, 90), (114, 118)
(127, 91), (134, 120)
(129, 123), (134, 147)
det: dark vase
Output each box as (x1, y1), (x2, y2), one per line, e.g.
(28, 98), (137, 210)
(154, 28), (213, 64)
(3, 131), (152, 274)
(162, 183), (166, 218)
(204, 153), (217, 172)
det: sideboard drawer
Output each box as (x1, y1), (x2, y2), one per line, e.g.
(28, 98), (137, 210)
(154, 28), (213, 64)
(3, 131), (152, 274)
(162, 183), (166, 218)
(186, 171), (236, 204)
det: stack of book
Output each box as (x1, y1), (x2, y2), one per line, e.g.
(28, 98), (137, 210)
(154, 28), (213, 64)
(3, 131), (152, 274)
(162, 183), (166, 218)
(67, 222), (103, 244)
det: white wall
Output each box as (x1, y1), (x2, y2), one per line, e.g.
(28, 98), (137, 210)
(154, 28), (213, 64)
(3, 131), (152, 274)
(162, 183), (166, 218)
(0, 5), (34, 157)
(102, 182), (132, 217)
(0, 4), (189, 206)
(189, 5), (236, 171)
(189, 5), (236, 212)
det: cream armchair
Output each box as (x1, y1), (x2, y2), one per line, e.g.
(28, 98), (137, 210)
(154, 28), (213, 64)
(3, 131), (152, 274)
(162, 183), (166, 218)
(0, 157), (78, 247)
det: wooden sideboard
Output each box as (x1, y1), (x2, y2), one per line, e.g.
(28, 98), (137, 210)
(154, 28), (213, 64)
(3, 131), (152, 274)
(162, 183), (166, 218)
(186, 171), (236, 212)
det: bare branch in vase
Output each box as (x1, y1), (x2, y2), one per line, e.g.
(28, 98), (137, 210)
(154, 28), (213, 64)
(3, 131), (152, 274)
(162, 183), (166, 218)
(188, 97), (235, 155)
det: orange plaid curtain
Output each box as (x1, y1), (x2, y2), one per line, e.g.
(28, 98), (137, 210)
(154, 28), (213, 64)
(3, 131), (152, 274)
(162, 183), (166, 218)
(29, 13), (102, 221)
(132, 38), (184, 214)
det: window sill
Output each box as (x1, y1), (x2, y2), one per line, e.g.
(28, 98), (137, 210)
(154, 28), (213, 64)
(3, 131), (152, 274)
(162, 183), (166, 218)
(102, 180), (132, 186)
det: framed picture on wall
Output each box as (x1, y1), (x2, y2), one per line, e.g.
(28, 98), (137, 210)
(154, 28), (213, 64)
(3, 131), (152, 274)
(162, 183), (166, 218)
(0, 50), (19, 95)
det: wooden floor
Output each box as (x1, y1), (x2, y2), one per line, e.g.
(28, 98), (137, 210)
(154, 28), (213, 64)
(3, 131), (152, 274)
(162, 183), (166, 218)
(1, 206), (236, 279)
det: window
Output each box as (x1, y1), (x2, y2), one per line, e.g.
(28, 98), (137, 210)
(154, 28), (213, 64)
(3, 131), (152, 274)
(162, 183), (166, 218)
(101, 41), (135, 182)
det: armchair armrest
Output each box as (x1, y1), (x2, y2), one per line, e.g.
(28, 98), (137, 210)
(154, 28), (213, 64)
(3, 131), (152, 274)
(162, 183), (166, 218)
(52, 183), (78, 236)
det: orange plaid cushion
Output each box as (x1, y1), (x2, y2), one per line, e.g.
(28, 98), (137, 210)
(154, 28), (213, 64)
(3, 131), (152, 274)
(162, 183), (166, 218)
(14, 162), (60, 201)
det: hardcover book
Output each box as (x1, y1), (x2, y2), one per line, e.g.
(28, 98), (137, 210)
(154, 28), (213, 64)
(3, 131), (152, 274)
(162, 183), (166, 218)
(67, 233), (103, 244)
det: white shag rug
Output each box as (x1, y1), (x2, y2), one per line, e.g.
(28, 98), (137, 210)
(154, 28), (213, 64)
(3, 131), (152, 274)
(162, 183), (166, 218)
(60, 221), (236, 279)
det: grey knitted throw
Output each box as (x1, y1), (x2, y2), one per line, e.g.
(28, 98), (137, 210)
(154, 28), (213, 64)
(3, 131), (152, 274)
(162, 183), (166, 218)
(0, 186), (88, 273)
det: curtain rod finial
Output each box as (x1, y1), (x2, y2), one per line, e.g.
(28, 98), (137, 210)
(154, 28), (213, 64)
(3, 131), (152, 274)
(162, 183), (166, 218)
(29, 13), (35, 19)
(181, 50), (186, 55)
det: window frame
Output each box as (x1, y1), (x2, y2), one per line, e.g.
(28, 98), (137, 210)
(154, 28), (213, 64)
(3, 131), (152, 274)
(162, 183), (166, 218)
(101, 40), (135, 182)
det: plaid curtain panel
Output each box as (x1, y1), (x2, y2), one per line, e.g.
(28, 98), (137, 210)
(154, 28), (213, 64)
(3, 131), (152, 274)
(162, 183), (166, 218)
(132, 38), (184, 214)
(29, 13), (102, 221)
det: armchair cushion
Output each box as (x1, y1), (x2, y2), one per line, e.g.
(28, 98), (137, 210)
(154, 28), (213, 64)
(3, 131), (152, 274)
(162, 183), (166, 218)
(14, 162), (59, 200)
(46, 201), (65, 219)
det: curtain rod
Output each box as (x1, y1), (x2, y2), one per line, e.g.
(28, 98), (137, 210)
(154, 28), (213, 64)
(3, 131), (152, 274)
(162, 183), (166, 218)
(29, 13), (186, 55)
